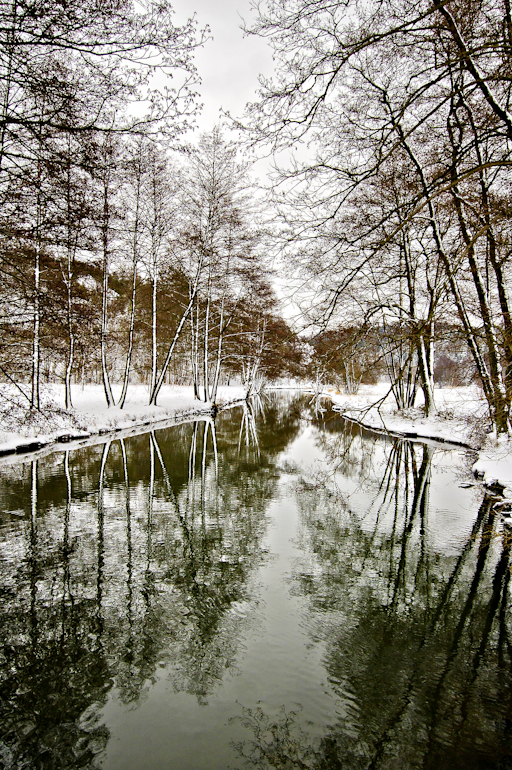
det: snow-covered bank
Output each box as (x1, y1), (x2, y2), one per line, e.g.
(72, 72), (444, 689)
(322, 384), (487, 446)
(3, 381), (512, 502)
(317, 383), (512, 499)
(0, 384), (246, 459)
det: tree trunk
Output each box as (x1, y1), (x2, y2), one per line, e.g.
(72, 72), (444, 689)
(210, 295), (225, 403)
(203, 288), (211, 402)
(100, 184), (114, 407)
(150, 265), (158, 397)
(31, 240), (40, 411)
(119, 151), (143, 410)
(118, 261), (137, 409)
(190, 300), (200, 399)
(417, 334), (435, 417)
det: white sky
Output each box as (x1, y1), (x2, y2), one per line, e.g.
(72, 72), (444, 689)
(171, 0), (275, 134)
(170, 0), (301, 318)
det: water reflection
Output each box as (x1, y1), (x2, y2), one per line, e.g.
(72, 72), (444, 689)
(0, 394), (511, 769)
(236, 411), (512, 769)
(0, 394), (303, 769)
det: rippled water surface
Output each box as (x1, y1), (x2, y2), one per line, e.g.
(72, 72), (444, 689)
(0, 392), (511, 769)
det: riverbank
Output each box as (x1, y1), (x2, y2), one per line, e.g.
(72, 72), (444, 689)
(0, 383), (246, 458)
(2, 381), (512, 500)
(319, 383), (512, 498)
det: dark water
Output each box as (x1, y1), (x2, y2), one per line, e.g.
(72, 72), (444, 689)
(0, 392), (511, 770)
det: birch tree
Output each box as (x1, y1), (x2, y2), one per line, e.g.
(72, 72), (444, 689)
(94, 132), (122, 407)
(58, 135), (94, 409)
(144, 146), (181, 400)
(118, 138), (145, 409)
(179, 128), (265, 404)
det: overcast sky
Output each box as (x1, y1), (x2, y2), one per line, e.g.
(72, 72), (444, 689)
(170, 0), (300, 315)
(171, 0), (275, 134)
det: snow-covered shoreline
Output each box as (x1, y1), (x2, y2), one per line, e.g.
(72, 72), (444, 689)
(2, 381), (512, 502)
(319, 384), (486, 447)
(0, 384), (247, 461)
(316, 383), (512, 499)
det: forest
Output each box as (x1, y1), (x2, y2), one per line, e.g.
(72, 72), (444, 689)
(0, 0), (303, 419)
(1, 0), (511, 435)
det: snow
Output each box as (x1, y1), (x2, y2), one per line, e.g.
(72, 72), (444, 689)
(315, 383), (512, 498)
(0, 383), (246, 458)
(2, 380), (512, 501)
(322, 383), (488, 445)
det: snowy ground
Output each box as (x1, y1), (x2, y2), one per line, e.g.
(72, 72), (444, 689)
(0, 383), (246, 457)
(321, 383), (488, 446)
(317, 383), (512, 499)
(1, 380), (512, 501)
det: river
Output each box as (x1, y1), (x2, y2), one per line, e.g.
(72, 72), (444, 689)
(0, 391), (510, 769)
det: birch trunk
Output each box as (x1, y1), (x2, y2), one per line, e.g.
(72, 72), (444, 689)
(203, 288), (211, 402)
(210, 257), (231, 403)
(0, 3), (15, 174)
(119, 149), (144, 410)
(118, 262), (137, 409)
(100, 182), (114, 408)
(210, 298), (225, 404)
(64, 207), (75, 407)
(149, 253), (204, 405)
(64, 149), (80, 411)
(150, 264), (158, 396)
(190, 300), (200, 399)
(64, 333), (74, 410)
(31, 239), (40, 411)
(417, 335), (435, 417)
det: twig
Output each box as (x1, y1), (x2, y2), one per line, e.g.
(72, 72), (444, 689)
(0, 366), (39, 410)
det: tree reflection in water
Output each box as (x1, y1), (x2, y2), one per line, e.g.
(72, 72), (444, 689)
(1, 395), (510, 769)
(0, 393), (304, 769)
(235, 412), (512, 769)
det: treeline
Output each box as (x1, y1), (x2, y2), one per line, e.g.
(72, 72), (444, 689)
(0, 0), (302, 410)
(308, 323), (477, 399)
(246, 0), (512, 433)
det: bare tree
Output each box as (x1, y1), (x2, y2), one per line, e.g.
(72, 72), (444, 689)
(177, 127), (267, 403)
(245, 0), (512, 431)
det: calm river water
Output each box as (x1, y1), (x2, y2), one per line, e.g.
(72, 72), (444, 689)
(0, 392), (511, 769)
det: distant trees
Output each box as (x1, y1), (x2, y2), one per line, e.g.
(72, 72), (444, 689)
(308, 327), (383, 395)
(0, 115), (302, 406)
(246, 0), (512, 432)
(0, 0), (305, 409)
(178, 128), (271, 403)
